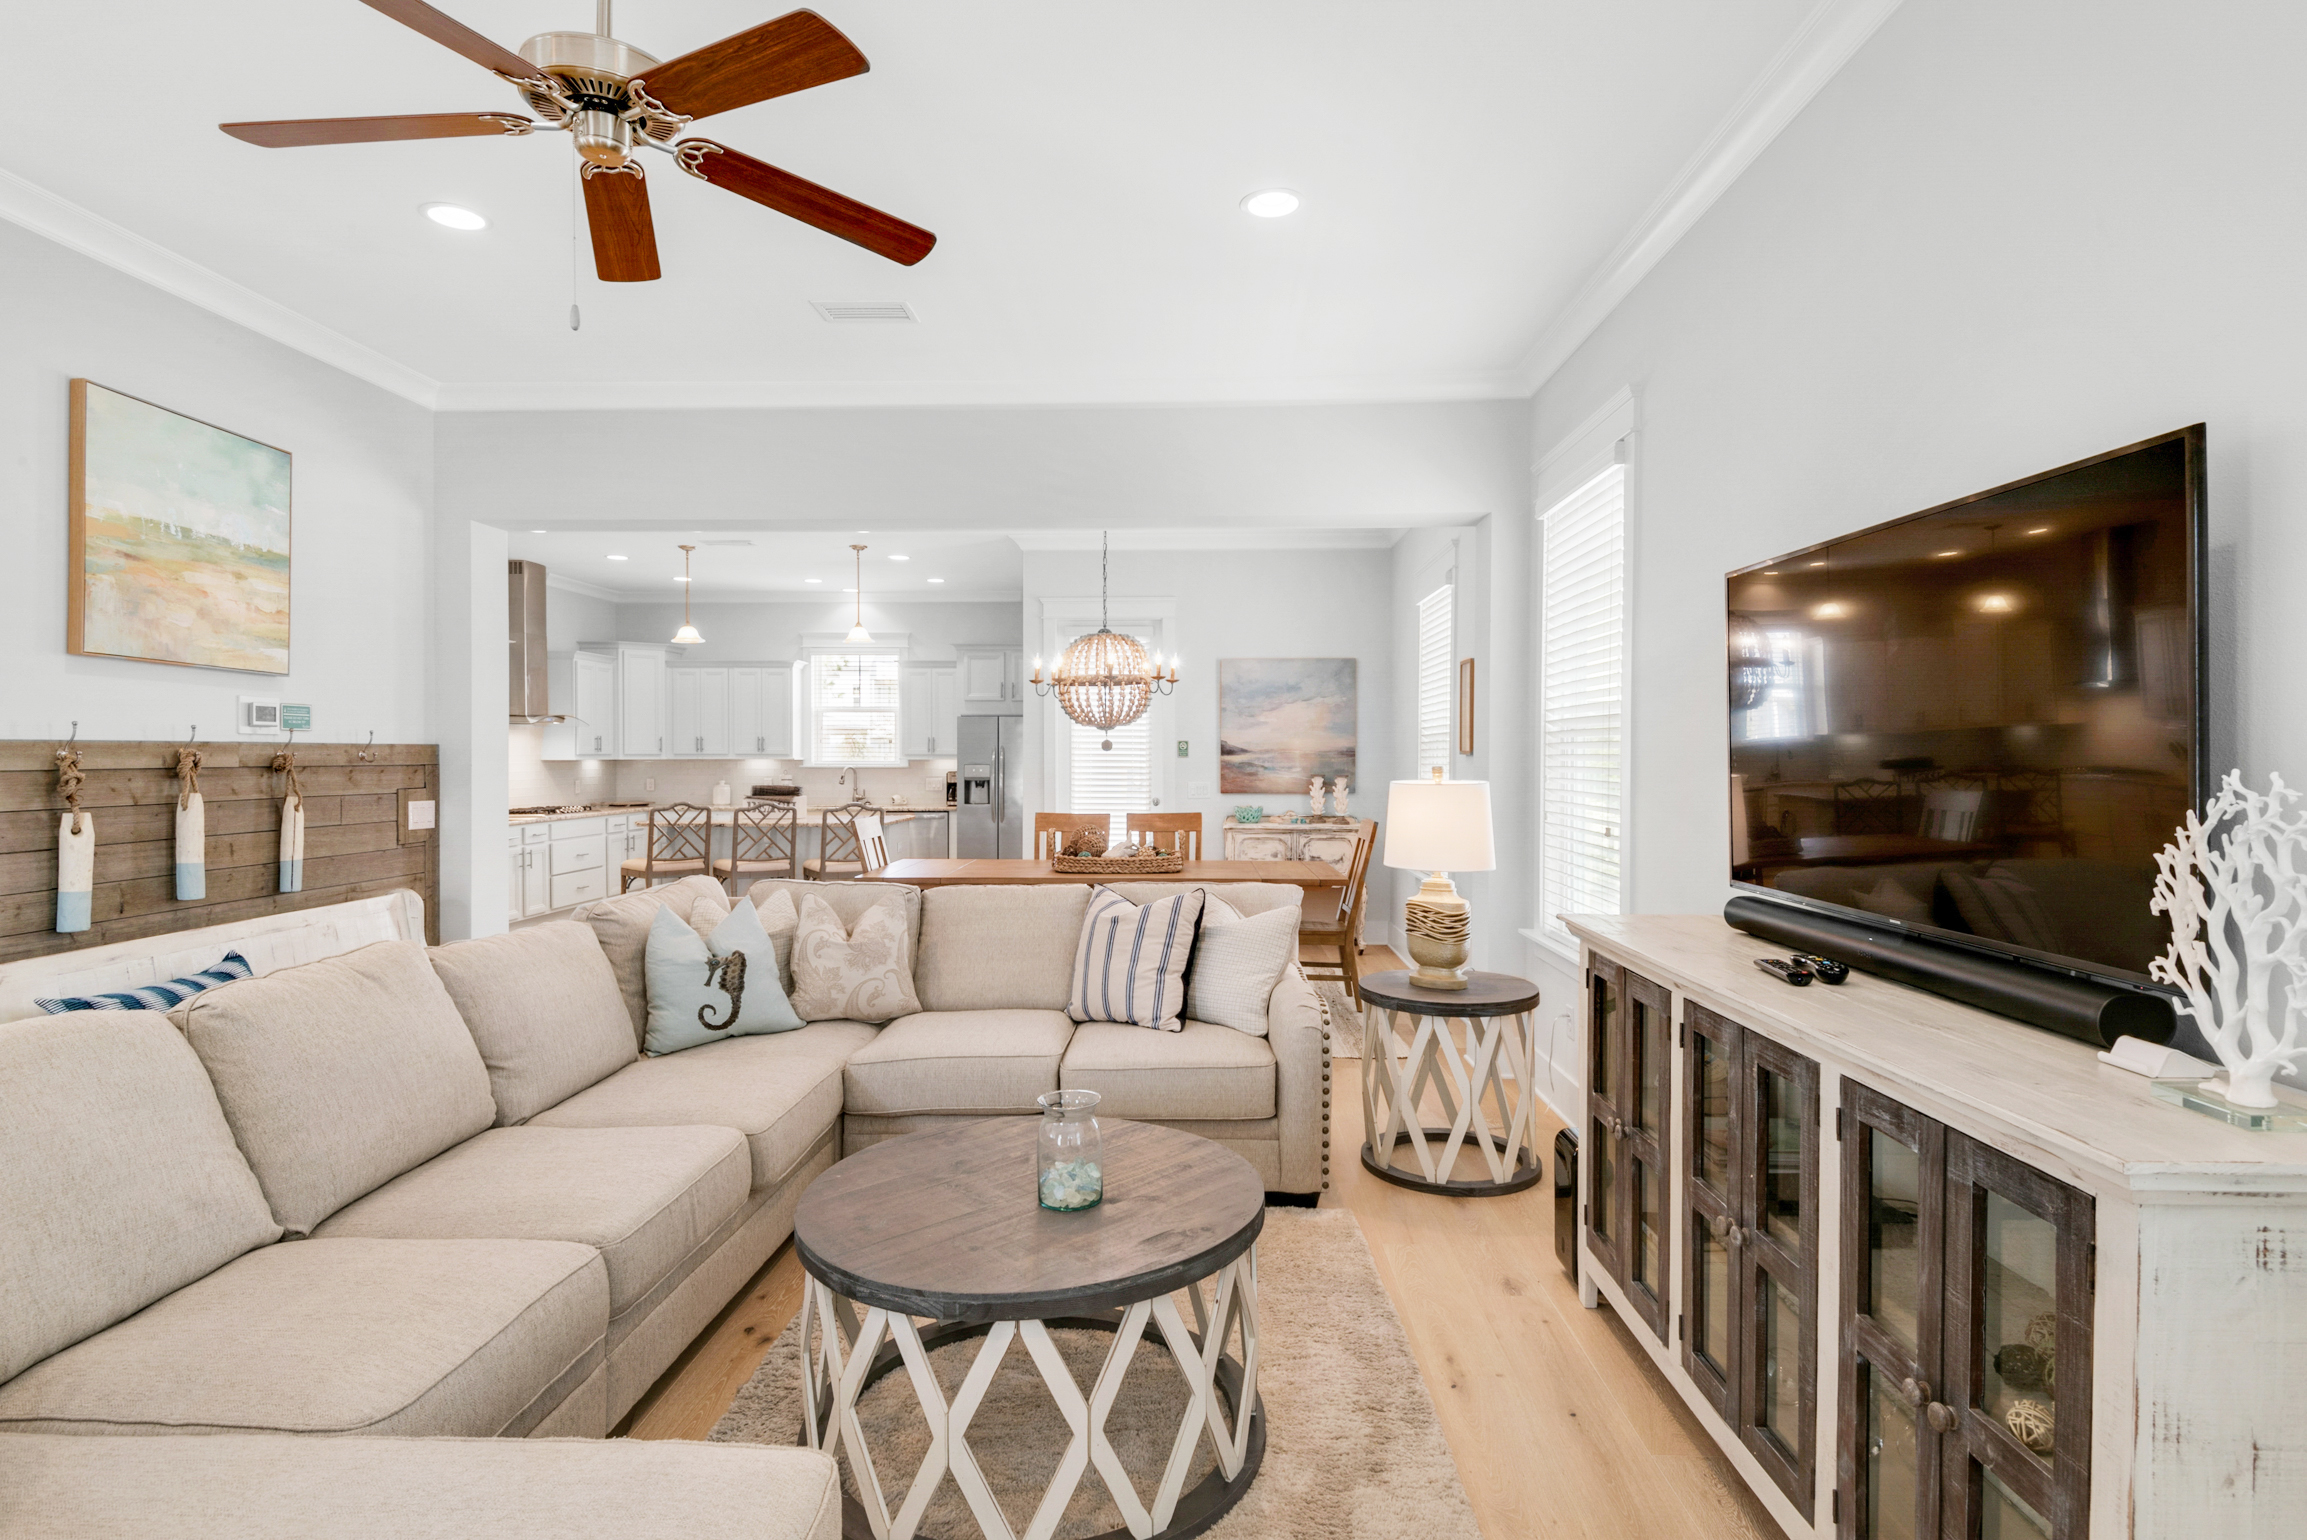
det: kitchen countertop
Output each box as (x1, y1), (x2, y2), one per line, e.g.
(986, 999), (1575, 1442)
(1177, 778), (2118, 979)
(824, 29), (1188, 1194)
(509, 802), (954, 826)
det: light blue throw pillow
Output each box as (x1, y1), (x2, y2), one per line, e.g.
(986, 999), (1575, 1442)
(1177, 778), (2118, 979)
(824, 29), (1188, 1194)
(643, 900), (803, 1056)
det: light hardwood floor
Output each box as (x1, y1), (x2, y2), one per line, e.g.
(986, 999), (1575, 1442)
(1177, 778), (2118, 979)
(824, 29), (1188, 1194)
(621, 947), (1782, 1540)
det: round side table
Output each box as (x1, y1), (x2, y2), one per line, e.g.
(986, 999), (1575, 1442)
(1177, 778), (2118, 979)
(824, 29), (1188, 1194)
(1356, 969), (1543, 1196)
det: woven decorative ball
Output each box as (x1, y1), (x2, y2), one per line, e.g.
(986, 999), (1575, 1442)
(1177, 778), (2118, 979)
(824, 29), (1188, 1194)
(2025, 1313), (2058, 1354)
(2043, 1354), (2056, 1396)
(2005, 1398), (2055, 1455)
(1993, 1343), (2047, 1392)
(1063, 827), (1109, 857)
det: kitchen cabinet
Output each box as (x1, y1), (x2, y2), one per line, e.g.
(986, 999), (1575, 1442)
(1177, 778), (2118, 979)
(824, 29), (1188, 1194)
(1840, 1082), (2093, 1540)
(506, 832), (524, 923)
(901, 662), (959, 757)
(1682, 1001), (1821, 1518)
(956, 646), (1025, 714)
(1586, 956), (1672, 1343)
(727, 664), (798, 758)
(512, 831), (552, 919)
(667, 667), (731, 757)
(572, 643), (669, 759)
(541, 650), (615, 760)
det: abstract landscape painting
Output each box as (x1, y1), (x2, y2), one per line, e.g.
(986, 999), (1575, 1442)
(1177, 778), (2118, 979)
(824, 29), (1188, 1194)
(68, 380), (291, 674)
(1219, 658), (1357, 793)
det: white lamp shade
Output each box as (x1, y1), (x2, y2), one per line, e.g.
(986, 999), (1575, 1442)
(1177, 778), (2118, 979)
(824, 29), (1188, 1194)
(1382, 779), (1495, 872)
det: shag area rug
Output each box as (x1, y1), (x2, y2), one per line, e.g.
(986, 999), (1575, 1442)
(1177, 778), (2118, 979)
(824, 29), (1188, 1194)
(712, 1208), (1475, 1539)
(1314, 980), (1363, 1058)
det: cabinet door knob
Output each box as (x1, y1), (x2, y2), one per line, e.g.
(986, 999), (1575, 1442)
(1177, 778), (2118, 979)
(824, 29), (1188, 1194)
(1725, 1222), (1745, 1249)
(1900, 1377), (1931, 1408)
(1708, 1213), (1731, 1242)
(1924, 1401), (1959, 1435)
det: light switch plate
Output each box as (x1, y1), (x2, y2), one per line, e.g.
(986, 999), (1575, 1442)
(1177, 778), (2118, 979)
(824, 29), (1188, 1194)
(1176, 739), (1190, 758)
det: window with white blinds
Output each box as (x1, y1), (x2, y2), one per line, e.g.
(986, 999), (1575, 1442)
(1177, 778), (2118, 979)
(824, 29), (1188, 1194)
(1415, 582), (1455, 777)
(808, 651), (903, 765)
(1538, 464), (1626, 945)
(1068, 715), (1152, 843)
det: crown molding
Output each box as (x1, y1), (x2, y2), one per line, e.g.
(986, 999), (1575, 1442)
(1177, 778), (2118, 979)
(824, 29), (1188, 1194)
(1513, 0), (1902, 395)
(543, 572), (624, 604)
(431, 373), (1525, 412)
(0, 167), (440, 409)
(1008, 529), (1401, 552)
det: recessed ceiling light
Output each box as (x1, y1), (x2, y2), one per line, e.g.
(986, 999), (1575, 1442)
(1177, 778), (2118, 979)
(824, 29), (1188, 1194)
(804, 577), (822, 584)
(1814, 601), (1850, 619)
(1241, 189), (1300, 218)
(844, 587), (858, 594)
(2027, 526), (2051, 535)
(530, 528), (547, 534)
(1807, 560), (1827, 567)
(888, 554), (910, 562)
(674, 575), (691, 583)
(422, 203), (487, 231)
(1761, 570), (1780, 576)
(606, 554), (628, 562)
(1934, 549), (1961, 558)
(927, 577), (945, 584)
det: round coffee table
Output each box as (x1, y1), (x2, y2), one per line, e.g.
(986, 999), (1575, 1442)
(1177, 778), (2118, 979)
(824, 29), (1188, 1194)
(791, 1117), (1267, 1540)
(1357, 969), (1543, 1196)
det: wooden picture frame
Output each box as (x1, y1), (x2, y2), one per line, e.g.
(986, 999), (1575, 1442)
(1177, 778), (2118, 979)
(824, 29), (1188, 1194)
(1458, 657), (1476, 755)
(68, 379), (292, 675)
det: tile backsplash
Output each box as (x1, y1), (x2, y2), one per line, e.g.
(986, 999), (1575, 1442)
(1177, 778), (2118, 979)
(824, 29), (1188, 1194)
(508, 725), (616, 807)
(609, 760), (955, 807)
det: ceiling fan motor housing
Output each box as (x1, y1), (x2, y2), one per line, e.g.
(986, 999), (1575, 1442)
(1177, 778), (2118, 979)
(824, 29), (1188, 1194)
(518, 30), (664, 167)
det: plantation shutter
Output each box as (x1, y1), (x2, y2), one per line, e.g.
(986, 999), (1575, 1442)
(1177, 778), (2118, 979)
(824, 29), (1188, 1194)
(1068, 714), (1153, 843)
(810, 651), (901, 765)
(1539, 465), (1626, 941)
(1416, 583), (1455, 777)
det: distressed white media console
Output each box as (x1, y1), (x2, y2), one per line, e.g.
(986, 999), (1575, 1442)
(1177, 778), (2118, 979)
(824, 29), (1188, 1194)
(1564, 914), (2306, 1540)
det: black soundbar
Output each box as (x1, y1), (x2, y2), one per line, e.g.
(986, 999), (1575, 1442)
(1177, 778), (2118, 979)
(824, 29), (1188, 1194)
(1723, 894), (2176, 1049)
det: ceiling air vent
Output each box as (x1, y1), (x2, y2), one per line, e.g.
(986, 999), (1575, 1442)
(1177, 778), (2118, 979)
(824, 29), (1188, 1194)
(811, 300), (917, 322)
(699, 539), (754, 547)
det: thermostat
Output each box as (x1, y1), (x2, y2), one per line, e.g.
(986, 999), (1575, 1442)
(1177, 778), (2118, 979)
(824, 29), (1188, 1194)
(239, 696), (280, 734)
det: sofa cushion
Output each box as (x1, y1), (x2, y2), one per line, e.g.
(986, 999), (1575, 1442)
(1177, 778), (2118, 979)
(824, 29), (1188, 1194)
(0, 1012), (281, 1384)
(1067, 886), (1204, 1031)
(575, 875), (735, 1045)
(313, 1126), (748, 1316)
(0, 1433), (843, 1540)
(1060, 1020), (1277, 1120)
(644, 901), (804, 1055)
(1107, 881), (1304, 918)
(915, 885), (1091, 1012)
(843, 1009), (1073, 1116)
(1184, 897), (1298, 1036)
(173, 940), (497, 1236)
(429, 923), (638, 1125)
(0, 1238), (606, 1438)
(747, 878), (921, 972)
(790, 891), (923, 1024)
(528, 1032), (852, 1191)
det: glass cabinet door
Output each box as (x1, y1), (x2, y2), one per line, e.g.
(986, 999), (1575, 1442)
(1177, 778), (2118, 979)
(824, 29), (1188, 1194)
(1838, 1082), (1945, 1540)
(1584, 958), (1628, 1290)
(1682, 1002), (1741, 1420)
(1619, 968), (1673, 1340)
(1739, 1032), (1819, 1522)
(1941, 1132), (2093, 1540)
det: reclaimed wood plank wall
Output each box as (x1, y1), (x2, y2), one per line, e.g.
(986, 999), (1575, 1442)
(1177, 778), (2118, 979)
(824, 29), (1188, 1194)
(0, 739), (438, 963)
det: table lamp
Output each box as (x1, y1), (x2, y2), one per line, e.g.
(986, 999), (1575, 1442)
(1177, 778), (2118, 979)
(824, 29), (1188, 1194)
(1382, 769), (1496, 991)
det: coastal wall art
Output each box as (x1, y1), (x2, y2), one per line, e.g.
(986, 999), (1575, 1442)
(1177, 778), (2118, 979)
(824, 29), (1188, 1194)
(67, 379), (291, 674)
(1218, 657), (1357, 793)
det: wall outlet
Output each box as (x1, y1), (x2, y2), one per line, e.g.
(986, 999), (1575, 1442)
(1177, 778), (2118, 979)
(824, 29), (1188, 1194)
(644, 778), (656, 792)
(1191, 779), (1214, 797)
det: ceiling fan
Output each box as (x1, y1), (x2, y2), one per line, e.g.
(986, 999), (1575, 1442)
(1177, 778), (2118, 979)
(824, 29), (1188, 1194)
(219, 0), (935, 281)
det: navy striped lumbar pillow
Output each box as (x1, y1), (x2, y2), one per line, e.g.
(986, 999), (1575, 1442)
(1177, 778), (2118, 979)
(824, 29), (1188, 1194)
(1068, 886), (1205, 1032)
(37, 952), (255, 1014)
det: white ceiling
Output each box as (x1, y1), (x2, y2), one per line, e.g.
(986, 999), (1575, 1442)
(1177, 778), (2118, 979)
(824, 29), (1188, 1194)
(2, 1), (1867, 408)
(517, 527), (1026, 599)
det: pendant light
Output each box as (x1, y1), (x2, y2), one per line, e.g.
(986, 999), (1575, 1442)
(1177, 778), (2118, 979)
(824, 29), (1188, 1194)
(1029, 531), (1179, 748)
(669, 544), (704, 645)
(844, 543), (874, 644)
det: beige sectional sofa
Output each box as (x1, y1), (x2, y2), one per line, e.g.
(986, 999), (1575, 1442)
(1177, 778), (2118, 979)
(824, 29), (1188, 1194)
(0, 875), (1329, 1534)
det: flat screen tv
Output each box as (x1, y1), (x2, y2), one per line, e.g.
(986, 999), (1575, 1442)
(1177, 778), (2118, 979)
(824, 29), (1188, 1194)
(1727, 426), (2205, 991)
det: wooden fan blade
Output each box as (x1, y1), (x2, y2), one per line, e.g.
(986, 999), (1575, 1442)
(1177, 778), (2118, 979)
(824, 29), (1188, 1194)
(582, 168), (662, 282)
(221, 112), (531, 148)
(357, 0), (538, 79)
(635, 10), (868, 122)
(678, 140), (934, 265)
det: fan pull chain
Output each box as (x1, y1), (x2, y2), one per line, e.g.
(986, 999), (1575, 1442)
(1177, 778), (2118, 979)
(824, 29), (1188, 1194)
(568, 161), (584, 332)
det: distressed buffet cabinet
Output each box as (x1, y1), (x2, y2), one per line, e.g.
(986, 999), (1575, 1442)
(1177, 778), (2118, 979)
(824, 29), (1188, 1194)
(1564, 915), (2307, 1540)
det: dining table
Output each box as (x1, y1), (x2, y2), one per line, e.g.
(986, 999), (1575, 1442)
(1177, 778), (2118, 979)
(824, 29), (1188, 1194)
(861, 858), (1347, 889)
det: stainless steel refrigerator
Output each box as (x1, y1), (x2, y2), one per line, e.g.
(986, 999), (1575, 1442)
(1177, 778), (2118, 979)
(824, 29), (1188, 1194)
(954, 715), (1024, 858)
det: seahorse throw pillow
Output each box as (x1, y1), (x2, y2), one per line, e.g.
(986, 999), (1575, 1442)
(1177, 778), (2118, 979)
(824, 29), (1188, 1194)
(790, 891), (922, 1024)
(642, 899), (803, 1056)
(1068, 885), (1205, 1032)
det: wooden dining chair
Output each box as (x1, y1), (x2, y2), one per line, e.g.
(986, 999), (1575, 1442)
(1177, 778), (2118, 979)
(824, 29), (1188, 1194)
(1034, 811), (1111, 859)
(803, 806), (869, 881)
(1126, 811), (1203, 859)
(853, 813), (889, 872)
(1299, 818), (1379, 1004)
(619, 803), (712, 892)
(712, 801), (797, 894)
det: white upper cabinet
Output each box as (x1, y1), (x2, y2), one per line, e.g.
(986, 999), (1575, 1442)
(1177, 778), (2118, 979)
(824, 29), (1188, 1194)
(667, 667), (731, 757)
(725, 664), (799, 757)
(956, 646), (1025, 715)
(542, 650), (615, 760)
(902, 662), (960, 758)
(604, 644), (668, 758)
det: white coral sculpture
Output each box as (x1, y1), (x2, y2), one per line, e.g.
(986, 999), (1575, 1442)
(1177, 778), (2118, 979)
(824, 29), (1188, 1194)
(2149, 769), (2307, 1107)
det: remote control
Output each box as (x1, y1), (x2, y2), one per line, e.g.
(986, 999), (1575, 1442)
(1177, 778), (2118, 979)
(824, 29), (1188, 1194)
(1753, 956), (1815, 986)
(1790, 953), (1849, 985)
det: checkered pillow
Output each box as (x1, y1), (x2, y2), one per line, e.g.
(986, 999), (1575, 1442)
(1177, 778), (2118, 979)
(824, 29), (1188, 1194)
(37, 952), (255, 1014)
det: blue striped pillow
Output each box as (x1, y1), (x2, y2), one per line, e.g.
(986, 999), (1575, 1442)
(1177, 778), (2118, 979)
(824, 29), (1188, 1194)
(37, 951), (255, 1014)
(1067, 887), (1205, 1032)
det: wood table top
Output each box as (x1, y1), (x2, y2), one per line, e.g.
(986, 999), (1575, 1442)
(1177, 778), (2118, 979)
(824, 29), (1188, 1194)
(1358, 969), (1542, 1017)
(793, 1118), (1266, 1323)
(863, 858), (1346, 888)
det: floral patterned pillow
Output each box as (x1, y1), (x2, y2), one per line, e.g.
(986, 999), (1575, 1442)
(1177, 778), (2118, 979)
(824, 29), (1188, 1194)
(790, 891), (922, 1024)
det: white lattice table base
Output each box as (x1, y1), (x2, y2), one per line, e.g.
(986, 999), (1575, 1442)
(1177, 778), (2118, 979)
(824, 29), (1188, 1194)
(799, 1249), (1263, 1540)
(1361, 996), (1543, 1195)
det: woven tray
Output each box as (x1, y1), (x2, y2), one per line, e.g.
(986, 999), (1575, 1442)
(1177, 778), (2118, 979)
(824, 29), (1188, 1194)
(1050, 851), (1187, 876)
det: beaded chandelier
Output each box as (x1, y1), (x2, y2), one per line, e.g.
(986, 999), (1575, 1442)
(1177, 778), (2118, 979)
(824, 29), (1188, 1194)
(1030, 532), (1179, 749)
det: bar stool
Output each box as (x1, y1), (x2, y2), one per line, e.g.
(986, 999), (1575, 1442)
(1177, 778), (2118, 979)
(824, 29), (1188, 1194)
(712, 801), (797, 894)
(619, 803), (711, 892)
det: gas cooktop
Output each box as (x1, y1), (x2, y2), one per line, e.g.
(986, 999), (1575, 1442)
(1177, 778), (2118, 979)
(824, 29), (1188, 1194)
(508, 802), (654, 817)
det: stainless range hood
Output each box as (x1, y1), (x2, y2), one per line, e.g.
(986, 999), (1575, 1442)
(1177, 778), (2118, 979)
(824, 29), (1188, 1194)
(508, 561), (561, 722)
